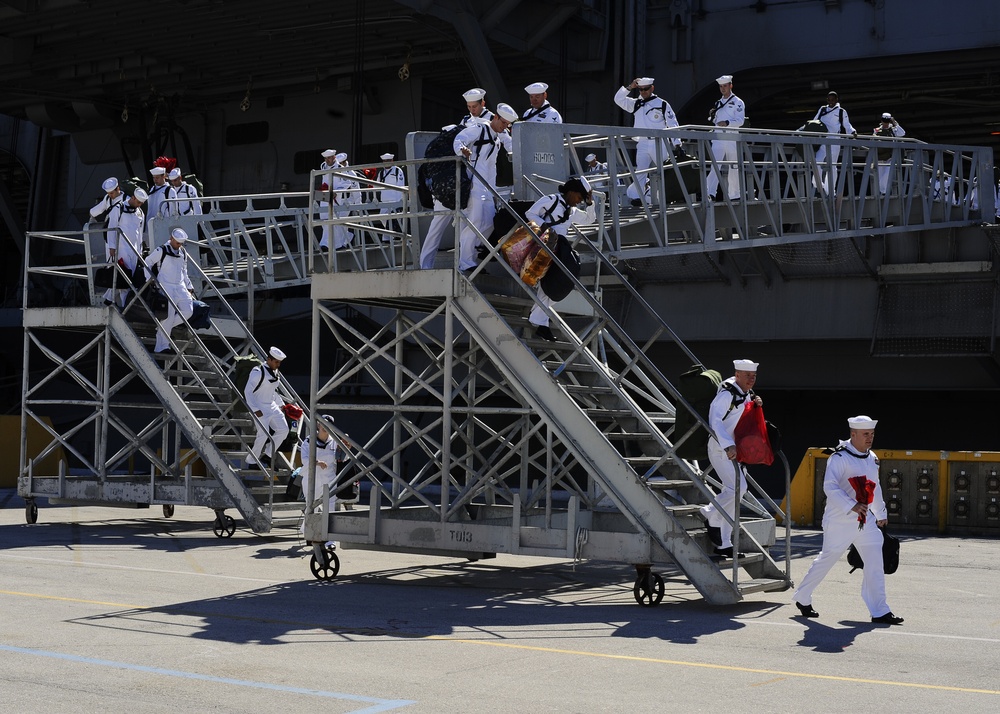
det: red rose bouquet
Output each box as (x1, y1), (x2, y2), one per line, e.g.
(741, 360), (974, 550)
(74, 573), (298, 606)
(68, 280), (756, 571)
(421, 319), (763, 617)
(848, 475), (876, 530)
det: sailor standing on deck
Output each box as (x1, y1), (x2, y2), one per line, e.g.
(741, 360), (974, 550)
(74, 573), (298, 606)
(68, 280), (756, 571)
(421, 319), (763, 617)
(376, 152), (405, 242)
(459, 87), (494, 127)
(169, 168), (202, 216)
(613, 77), (682, 203)
(811, 91), (857, 191)
(317, 149), (338, 250)
(90, 177), (125, 251)
(146, 166), (177, 248)
(452, 103), (517, 272)
(521, 82), (562, 123)
(103, 187), (148, 308)
(245, 346), (289, 469)
(705, 75), (746, 201)
(300, 415), (341, 514)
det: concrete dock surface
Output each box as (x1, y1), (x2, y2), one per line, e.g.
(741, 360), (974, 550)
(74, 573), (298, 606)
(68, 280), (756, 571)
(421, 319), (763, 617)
(1, 490), (998, 713)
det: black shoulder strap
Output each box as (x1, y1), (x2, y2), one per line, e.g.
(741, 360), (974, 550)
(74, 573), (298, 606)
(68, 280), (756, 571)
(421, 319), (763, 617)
(522, 103), (549, 121)
(251, 366), (266, 393)
(721, 382), (750, 417)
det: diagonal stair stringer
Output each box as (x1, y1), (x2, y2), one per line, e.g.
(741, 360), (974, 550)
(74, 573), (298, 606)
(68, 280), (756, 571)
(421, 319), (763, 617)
(107, 310), (269, 532)
(452, 287), (745, 605)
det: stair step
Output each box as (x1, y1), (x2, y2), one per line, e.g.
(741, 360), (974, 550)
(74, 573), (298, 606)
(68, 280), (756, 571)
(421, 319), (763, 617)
(563, 383), (615, 395)
(737, 577), (790, 595)
(644, 478), (693, 490)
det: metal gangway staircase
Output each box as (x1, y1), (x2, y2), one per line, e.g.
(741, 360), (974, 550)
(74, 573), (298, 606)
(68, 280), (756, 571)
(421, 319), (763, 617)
(19, 120), (993, 604)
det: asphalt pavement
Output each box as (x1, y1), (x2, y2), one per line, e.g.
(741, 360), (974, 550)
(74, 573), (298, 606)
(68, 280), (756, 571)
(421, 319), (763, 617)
(1, 489), (998, 713)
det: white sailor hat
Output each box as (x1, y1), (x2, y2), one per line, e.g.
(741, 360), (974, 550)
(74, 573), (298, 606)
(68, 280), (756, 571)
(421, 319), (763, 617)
(380, 152), (394, 160)
(716, 74), (733, 85)
(463, 87), (486, 102)
(170, 227), (188, 244)
(321, 149), (337, 158)
(579, 176), (591, 193)
(495, 103), (518, 123)
(584, 153), (597, 162)
(636, 77), (655, 86)
(881, 112), (893, 121)
(848, 415), (878, 430)
(733, 359), (758, 371)
(102, 177), (119, 192)
(524, 82), (548, 94)
(334, 152), (348, 163)
(149, 166), (166, 176)
(269, 346), (287, 361)
(167, 168), (182, 180)
(132, 187), (148, 202)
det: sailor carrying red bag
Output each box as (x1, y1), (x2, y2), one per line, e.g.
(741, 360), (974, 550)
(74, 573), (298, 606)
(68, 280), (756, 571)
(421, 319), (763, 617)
(733, 400), (775, 465)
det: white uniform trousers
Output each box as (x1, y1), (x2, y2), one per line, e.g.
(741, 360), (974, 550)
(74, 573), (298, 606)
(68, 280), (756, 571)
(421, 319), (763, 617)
(699, 436), (747, 549)
(793, 516), (890, 618)
(303, 465), (338, 513)
(102, 242), (141, 307)
(420, 198), (451, 269)
(706, 138), (740, 200)
(528, 284), (554, 327)
(634, 139), (669, 201)
(877, 163), (894, 195)
(154, 284), (193, 352)
(458, 188), (494, 271)
(813, 141), (842, 192)
(250, 405), (289, 462)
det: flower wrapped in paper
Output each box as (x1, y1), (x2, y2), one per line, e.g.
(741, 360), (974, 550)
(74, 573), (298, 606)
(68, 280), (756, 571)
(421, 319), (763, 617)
(848, 475), (876, 530)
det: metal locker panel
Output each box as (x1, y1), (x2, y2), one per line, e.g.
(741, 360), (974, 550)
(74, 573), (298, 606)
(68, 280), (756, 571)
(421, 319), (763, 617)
(948, 463), (977, 527)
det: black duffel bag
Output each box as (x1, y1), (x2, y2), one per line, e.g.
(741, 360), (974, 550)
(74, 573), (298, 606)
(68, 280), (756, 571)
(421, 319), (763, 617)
(847, 525), (900, 574)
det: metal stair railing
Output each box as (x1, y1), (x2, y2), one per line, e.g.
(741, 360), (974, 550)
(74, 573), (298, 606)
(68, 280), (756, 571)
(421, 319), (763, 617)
(446, 162), (790, 595)
(512, 122), (994, 256)
(21, 227), (312, 532)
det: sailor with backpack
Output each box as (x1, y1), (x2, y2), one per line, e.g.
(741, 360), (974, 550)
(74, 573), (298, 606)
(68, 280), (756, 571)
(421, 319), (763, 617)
(810, 90), (857, 191)
(699, 358), (763, 558)
(143, 227), (195, 353)
(243, 346), (290, 469)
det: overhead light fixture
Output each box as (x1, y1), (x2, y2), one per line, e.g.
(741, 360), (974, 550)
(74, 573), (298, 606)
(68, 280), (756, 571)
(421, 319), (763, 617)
(811, 80), (829, 91)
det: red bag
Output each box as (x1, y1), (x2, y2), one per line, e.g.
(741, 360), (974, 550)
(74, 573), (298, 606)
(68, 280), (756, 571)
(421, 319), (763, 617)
(733, 401), (774, 465)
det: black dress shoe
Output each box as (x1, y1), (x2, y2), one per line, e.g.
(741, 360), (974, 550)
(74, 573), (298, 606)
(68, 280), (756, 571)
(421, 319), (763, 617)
(259, 454), (272, 468)
(795, 601), (819, 618)
(871, 612), (904, 625)
(534, 325), (556, 341)
(714, 546), (734, 558)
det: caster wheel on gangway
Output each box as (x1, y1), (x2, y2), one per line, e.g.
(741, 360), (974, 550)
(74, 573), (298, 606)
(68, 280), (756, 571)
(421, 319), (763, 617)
(633, 570), (664, 607)
(25, 500), (38, 524)
(162, 504), (175, 518)
(310, 544), (340, 581)
(213, 514), (236, 538)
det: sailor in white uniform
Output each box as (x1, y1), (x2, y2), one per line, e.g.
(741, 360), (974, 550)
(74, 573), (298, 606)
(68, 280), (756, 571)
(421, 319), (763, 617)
(524, 176), (595, 340)
(300, 415), (341, 513)
(103, 187), (147, 308)
(873, 112), (905, 195)
(452, 103), (516, 271)
(793, 415), (903, 625)
(169, 168), (202, 217)
(705, 75), (746, 201)
(144, 227), (194, 353)
(376, 152), (405, 242)
(145, 166), (177, 249)
(521, 82), (562, 123)
(811, 90), (857, 191)
(244, 346), (289, 468)
(459, 87), (494, 127)
(317, 149), (338, 250)
(613, 77), (681, 202)
(699, 358), (761, 557)
(330, 153), (360, 249)
(90, 177), (125, 253)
